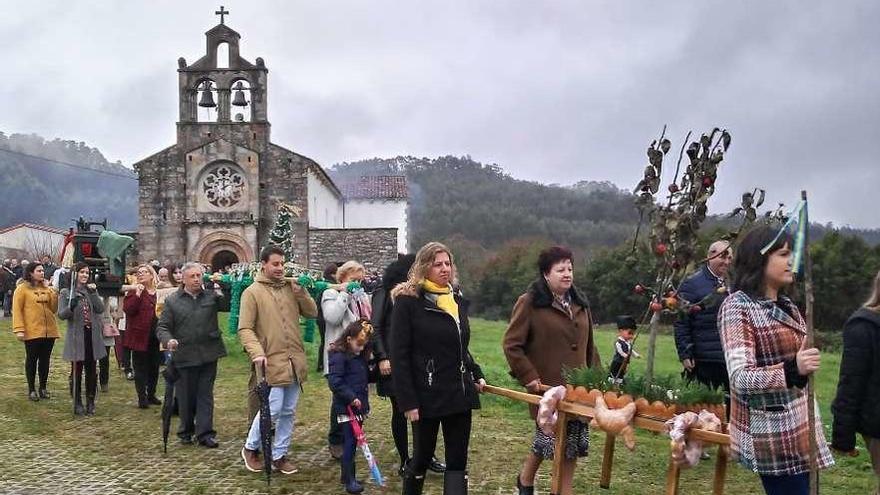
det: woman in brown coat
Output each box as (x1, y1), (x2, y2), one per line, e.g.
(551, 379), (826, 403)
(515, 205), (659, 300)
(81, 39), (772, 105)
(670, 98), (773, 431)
(503, 246), (601, 495)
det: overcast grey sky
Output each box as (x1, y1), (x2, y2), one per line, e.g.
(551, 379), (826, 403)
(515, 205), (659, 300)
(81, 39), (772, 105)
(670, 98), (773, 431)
(1, 1), (877, 227)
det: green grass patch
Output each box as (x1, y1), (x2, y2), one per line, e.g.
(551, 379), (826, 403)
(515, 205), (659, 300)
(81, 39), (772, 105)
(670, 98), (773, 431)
(0, 314), (874, 494)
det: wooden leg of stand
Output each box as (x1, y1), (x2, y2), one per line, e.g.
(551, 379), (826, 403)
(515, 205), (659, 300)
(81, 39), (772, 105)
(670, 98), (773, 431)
(550, 413), (568, 495)
(665, 457), (681, 495)
(599, 432), (616, 489)
(713, 445), (728, 495)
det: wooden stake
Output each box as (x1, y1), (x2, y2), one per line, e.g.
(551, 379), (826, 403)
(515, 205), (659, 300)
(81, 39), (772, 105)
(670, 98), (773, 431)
(801, 190), (819, 495)
(550, 412), (569, 495)
(713, 445), (728, 495)
(665, 457), (681, 495)
(599, 432), (616, 489)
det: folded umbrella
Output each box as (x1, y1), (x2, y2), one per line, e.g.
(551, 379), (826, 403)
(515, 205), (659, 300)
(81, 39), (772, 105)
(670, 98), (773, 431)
(347, 406), (384, 487)
(161, 358), (179, 454)
(257, 363), (274, 486)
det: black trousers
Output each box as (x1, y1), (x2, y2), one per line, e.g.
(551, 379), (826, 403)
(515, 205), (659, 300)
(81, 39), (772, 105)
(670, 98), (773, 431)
(411, 410), (472, 474)
(73, 328), (97, 401)
(389, 396), (410, 462)
(690, 361), (731, 421)
(176, 361), (218, 441)
(117, 332), (132, 372)
(99, 346), (111, 386)
(132, 338), (161, 400)
(329, 399), (343, 446)
(24, 338), (55, 392)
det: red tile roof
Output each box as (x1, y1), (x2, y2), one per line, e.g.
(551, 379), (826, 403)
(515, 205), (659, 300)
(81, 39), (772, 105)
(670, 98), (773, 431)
(338, 176), (408, 200)
(0, 223), (68, 236)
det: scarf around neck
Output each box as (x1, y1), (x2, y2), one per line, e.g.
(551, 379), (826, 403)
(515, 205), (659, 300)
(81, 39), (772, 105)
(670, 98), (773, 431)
(421, 279), (459, 322)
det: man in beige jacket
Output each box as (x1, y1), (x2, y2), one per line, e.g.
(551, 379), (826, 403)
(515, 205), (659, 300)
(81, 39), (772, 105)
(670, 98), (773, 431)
(239, 246), (318, 475)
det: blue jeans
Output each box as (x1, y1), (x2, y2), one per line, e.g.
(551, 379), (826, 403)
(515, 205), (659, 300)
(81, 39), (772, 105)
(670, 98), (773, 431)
(759, 472), (810, 495)
(245, 381), (301, 461)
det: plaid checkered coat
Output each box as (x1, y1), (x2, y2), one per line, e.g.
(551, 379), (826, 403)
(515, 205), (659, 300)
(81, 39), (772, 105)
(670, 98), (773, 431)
(718, 290), (834, 475)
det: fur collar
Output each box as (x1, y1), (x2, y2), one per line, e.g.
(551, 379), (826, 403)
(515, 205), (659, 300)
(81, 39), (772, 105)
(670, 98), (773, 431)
(528, 277), (589, 309)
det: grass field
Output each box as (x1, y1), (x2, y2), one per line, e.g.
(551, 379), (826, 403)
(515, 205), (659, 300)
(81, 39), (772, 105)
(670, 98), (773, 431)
(0, 315), (875, 494)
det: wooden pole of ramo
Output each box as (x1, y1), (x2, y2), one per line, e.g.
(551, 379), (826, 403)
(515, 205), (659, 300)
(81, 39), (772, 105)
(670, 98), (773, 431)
(801, 190), (819, 495)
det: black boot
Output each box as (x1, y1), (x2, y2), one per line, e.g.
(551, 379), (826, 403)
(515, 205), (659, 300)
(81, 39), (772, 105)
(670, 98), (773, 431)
(516, 474), (535, 495)
(342, 458), (364, 494)
(429, 456), (447, 473)
(443, 471), (468, 495)
(85, 396), (96, 416)
(398, 457), (410, 476)
(402, 471), (426, 495)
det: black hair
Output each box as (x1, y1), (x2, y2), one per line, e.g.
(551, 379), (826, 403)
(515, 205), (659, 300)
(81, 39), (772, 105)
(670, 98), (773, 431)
(537, 246), (574, 275)
(23, 262), (43, 284)
(323, 262), (340, 282)
(730, 224), (795, 298)
(383, 254), (415, 290)
(260, 245), (285, 263)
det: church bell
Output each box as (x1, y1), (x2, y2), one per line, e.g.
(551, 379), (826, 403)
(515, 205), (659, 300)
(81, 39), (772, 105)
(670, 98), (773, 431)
(231, 82), (248, 107)
(198, 81), (217, 108)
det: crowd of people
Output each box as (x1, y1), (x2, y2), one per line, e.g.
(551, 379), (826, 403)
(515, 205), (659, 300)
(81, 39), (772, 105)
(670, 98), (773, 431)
(3, 228), (880, 495)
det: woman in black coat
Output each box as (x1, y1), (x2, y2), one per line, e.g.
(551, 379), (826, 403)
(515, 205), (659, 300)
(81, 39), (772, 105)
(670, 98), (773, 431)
(372, 253), (445, 476)
(391, 242), (485, 495)
(832, 269), (880, 489)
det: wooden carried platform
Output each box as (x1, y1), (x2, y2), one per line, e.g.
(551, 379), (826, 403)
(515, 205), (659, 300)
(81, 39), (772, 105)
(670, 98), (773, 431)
(484, 384), (730, 495)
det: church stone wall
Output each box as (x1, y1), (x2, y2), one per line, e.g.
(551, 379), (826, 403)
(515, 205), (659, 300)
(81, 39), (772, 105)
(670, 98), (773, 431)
(259, 145), (310, 265)
(135, 145), (187, 263)
(308, 228), (398, 274)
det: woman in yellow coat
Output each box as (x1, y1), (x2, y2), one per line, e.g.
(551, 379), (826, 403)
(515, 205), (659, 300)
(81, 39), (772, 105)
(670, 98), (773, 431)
(12, 262), (59, 401)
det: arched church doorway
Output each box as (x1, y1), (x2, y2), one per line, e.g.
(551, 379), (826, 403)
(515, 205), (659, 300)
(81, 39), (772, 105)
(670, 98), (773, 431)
(193, 231), (252, 272)
(211, 250), (239, 273)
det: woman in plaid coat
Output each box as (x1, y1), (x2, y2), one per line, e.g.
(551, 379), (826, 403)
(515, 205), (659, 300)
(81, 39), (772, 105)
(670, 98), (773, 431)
(718, 225), (833, 495)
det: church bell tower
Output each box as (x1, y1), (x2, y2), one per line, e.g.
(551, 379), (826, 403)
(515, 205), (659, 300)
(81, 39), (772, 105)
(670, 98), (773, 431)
(176, 5), (270, 153)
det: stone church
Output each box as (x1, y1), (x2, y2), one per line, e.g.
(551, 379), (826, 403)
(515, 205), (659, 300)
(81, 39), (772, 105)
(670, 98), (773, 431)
(134, 9), (407, 273)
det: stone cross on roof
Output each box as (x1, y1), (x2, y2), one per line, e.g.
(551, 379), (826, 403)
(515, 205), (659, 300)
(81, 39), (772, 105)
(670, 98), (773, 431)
(215, 5), (229, 25)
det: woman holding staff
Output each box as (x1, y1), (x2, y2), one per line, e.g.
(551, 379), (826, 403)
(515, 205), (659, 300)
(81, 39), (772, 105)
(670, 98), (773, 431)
(719, 225), (833, 494)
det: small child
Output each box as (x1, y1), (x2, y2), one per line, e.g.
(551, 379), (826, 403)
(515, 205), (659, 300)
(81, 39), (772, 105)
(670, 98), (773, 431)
(609, 315), (641, 384)
(327, 319), (373, 494)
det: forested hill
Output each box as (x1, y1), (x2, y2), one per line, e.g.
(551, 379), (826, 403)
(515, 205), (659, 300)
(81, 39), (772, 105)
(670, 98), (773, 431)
(0, 132), (138, 230)
(331, 155), (643, 253)
(1, 135), (878, 251)
(330, 155), (880, 253)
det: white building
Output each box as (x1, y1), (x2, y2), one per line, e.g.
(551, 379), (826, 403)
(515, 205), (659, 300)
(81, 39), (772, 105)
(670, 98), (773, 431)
(337, 176), (409, 254)
(0, 223), (67, 260)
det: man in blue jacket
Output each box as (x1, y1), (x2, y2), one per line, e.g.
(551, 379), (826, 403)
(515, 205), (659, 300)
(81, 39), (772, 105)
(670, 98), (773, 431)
(674, 240), (731, 393)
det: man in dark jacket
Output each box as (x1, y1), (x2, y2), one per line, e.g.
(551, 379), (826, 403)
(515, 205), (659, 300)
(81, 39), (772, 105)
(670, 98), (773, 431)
(0, 260), (14, 317)
(40, 255), (57, 280)
(11, 258), (23, 281)
(674, 240), (731, 391)
(831, 298), (880, 486)
(157, 262), (227, 448)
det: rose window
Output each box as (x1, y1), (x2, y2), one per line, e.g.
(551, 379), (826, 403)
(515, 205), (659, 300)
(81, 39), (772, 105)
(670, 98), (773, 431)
(202, 165), (245, 208)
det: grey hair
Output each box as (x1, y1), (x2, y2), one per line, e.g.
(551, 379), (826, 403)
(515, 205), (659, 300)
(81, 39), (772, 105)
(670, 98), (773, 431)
(181, 262), (204, 276)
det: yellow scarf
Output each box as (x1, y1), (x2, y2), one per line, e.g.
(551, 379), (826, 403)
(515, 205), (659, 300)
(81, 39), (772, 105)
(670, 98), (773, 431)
(422, 279), (459, 322)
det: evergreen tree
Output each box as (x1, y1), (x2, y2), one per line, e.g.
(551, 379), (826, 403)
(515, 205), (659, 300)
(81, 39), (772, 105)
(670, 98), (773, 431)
(268, 203), (296, 260)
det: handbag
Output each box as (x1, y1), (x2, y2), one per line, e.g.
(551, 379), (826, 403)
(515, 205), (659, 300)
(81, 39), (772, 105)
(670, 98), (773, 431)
(102, 320), (120, 338)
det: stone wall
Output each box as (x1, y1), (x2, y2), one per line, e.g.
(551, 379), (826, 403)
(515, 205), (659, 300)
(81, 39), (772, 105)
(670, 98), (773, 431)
(308, 228), (398, 274)
(263, 144), (310, 265)
(134, 145), (186, 263)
